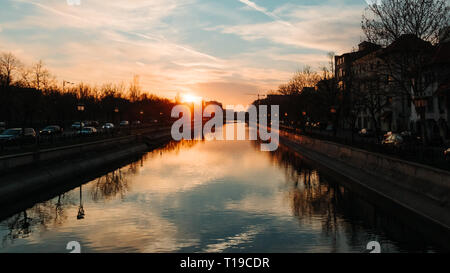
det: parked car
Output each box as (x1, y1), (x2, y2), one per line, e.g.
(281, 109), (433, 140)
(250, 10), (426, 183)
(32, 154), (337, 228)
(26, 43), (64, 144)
(382, 133), (404, 146)
(0, 122), (5, 133)
(120, 121), (130, 127)
(84, 121), (100, 127)
(79, 127), (97, 135)
(71, 122), (85, 130)
(40, 125), (63, 135)
(101, 123), (115, 130)
(132, 121), (141, 126)
(0, 128), (36, 144)
(445, 148), (450, 161)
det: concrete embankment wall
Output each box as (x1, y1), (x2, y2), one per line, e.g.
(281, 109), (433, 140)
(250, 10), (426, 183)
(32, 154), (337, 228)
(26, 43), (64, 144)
(280, 130), (450, 206)
(0, 135), (143, 174)
(279, 129), (450, 244)
(0, 142), (149, 204)
(0, 128), (172, 204)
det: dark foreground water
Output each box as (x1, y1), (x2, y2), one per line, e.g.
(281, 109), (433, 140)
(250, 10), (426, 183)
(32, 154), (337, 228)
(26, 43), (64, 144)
(0, 129), (442, 253)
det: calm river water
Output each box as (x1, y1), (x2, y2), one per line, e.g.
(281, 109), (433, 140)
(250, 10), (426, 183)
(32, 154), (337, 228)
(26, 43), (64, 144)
(0, 127), (441, 253)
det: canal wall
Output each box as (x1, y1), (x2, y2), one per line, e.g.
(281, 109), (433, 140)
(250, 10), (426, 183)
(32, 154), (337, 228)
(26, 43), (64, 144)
(0, 127), (172, 204)
(0, 127), (172, 174)
(279, 130), (450, 240)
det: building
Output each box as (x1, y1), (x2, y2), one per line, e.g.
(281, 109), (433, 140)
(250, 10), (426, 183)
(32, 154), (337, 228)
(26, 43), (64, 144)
(335, 33), (450, 142)
(417, 27), (450, 142)
(334, 42), (381, 129)
(335, 41), (381, 92)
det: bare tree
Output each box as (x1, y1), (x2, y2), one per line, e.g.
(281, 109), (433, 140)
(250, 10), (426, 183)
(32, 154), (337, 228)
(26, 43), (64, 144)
(362, 0), (449, 143)
(128, 75), (141, 102)
(17, 66), (33, 88)
(0, 52), (22, 87)
(31, 60), (51, 90)
(278, 66), (321, 95)
(327, 51), (335, 75)
(362, 0), (450, 45)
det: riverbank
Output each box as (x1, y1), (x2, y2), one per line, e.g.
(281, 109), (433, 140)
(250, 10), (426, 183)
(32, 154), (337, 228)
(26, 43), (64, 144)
(0, 127), (172, 205)
(279, 129), (450, 249)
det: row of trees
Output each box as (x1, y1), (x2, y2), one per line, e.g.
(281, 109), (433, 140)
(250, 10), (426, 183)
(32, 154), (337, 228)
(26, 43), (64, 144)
(0, 53), (174, 128)
(258, 60), (340, 133)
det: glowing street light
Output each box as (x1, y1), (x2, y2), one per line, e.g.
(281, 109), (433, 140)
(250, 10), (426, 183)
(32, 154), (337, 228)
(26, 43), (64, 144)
(77, 103), (85, 134)
(77, 103), (85, 112)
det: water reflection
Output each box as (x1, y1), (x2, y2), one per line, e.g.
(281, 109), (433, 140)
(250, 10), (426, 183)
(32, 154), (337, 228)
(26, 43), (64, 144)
(0, 132), (442, 253)
(263, 143), (440, 252)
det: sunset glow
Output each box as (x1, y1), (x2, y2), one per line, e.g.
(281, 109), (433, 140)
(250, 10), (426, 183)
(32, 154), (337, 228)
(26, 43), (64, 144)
(0, 0), (369, 105)
(182, 94), (202, 104)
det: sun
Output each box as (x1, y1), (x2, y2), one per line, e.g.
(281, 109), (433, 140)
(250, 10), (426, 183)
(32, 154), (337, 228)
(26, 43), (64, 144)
(182, 94), (202, 104)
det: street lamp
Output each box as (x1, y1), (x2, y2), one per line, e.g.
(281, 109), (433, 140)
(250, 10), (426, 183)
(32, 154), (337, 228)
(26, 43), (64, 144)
(77, 103), (85, 112)
(77, 185), (85, 220)
(77, 103), (85, 134)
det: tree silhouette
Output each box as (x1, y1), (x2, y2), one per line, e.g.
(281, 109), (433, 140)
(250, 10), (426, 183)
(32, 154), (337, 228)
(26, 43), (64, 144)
(362, 0), (449, 45)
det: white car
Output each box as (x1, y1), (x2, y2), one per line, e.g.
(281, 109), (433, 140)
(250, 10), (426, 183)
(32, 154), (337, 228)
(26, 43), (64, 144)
(120, 121), (130, 127)
(71, 122), (85, 130)
(80, 127), (97, 135)
(102, 123), (115, 129)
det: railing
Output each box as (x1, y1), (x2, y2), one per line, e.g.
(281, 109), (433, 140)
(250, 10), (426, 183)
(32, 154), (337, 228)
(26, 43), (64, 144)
(0, 122), (172, 156)
(0, 124), (173, 173)
(279, 125), (450, 171)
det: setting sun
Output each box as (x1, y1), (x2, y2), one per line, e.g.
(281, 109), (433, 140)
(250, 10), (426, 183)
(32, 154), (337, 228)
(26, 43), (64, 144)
(182, 94), (202, 104)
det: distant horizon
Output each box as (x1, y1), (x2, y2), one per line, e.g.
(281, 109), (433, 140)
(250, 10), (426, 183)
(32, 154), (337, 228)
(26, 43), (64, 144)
(0, 0), (369, 106)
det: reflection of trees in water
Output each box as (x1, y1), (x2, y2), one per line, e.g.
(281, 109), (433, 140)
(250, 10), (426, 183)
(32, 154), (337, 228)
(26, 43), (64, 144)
(259, 142), (363, 250)
(266, 144), (436, 251)
(1, 139), (201, 248)
(1, 193), (75, 247)
(91, 169), (129, 201)
(149, 139), (199, 157)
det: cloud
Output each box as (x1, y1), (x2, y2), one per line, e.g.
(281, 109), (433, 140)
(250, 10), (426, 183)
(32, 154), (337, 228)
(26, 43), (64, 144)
(202, 225), (263, 252)
(238, 0), (276, 19)
(0, 0), (367, 105)
(238, 0), (292, 27)
(217, 3), (364, 54)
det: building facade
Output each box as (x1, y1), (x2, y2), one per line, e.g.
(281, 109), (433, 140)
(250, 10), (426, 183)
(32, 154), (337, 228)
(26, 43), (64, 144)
(335, 32), (449, 142)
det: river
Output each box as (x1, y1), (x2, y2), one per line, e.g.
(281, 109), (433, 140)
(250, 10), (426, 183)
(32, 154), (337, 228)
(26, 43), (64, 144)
(0, 126), (441, 253)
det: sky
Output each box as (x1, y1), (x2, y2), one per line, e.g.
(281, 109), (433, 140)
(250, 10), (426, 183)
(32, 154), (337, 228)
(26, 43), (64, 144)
(0, 0), (370, 106)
